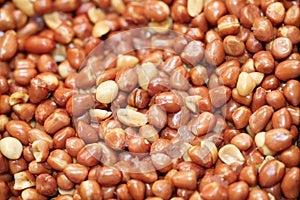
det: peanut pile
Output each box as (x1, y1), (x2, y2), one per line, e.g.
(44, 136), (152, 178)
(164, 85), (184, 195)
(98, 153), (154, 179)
(0, 0), (299, 200)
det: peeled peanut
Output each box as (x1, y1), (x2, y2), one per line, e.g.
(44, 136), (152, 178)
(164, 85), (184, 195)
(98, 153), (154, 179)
(0, 137), (23, 159)
(218, 144), (245, 165)
(96, 80), (118, 104)
(236, 72), (256, 96)
(187, 0), (204, 17)
(117, 108), (147, 127)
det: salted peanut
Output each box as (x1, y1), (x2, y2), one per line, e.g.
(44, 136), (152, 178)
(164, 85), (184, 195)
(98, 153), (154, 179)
(151, 153), (173, 173)
(281, 167), (300, 199)
(218, 144), (245, 166)
(21, 188), (47, 200)
(89, 109), (112, 121)
(0, 114), (8, 132)
(248, 188), (269, 200)
(96, 166), (122, 187)
(283, 79), (300, 107)
(111, 0), (125, 14)
(28, 128), (53, 149)
(116, 55), (139, 69)
(188, 141), (218, 168)
(76, 143), (102, 167)
(44, 109), (70, 134)
(151, 180), (173, 200)
(36, 72), (59, 91)
(0, 30), (18, 61)
(139, 125), (159, 143)
(171, 170), (197, 190)
(231, 133), (253, 151)
(239, 165), (257, 186)
(187, 0), (204, 17)
(200, 181), (228, 200)
(275, 59), (300, 81)
(9, 92), (29, 106)
(278, 145), (300, 167)
(189, 112), (216, 136)
(265, 128), (293, 152)
(137, 62), (158, 90)
(96, 80), (118, 104)
(53, 45), (68, 63)
(148, 17), (172, 34)
(185, 95), (200, 113)
(265, 2), (285, 25)
(232, 106), (252, 129)
(47, 149), (72, 171)
(28, 161), (52, 175)
(249, 72), (264, 86)
(32, 140), (49, 163)
(104, 128), (126, 150)
(255, 132), (276, 156)
(64, 163), (88, 184)
(43, 12), (62, 30)
(236, 72), (256, 97)
(249, 105), (274, 134)
(116, 184), (132, 200)
(12, 0), (35, 16)
(87, 6), (105, 24)
(259, 160), (285, 188)
(79, 180), (102, 200)
(36, 174), (57, 196)
(12, 103), (36, 122)
(127, 179), (145, 200)
(92, 21), (110, 37)
(144, 0), (170, 22)
(117, 108), (147, 127)
(0, 137), (23, 160)
(14, 170), (36, 190)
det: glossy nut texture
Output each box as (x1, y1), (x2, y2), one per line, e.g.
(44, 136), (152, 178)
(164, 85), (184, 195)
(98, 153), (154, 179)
(1, 0), (300, 199)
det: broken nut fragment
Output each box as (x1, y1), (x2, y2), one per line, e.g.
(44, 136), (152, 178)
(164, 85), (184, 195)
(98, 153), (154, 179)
(218, 144), (245, 166)
(117, 108), (148, 127)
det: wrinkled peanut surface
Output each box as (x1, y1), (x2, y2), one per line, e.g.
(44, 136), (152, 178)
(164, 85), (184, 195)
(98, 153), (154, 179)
(0, 0), (299, 199)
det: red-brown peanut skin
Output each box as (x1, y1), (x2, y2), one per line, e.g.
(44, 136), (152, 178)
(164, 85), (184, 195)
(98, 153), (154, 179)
(63, 163), (88, 184)
(53, 127), (75, 149)
(0, 30), (18, 61)
(258, 160), (285, 188)
(275, 59), (300, 81)
(6, 120), (31, 145)
(79, 180), (102, 200)
(283, 79), (300, 106)
(171, 170), (197, 190)
(36, 174), (57, 196)
(96, 166), (122, 187)
(0, 181), (9, 200)
(151, 180), (173, 200)
(44, 109), (70, 134)
(76, 143), (102, 167)
(227, 181), (249, 200)
(232, 106), (252, 129)
(278, 145), (300, 167)
(248, 188), (269, 200)
(271, 108), (292, 129)
(281, 167), (300, 199)
(24, 36), (55, 54)
(265, 128), (293, 152)
(47, 149), (72, 171)
(154, 92), (182, 113)
(127, 179), (146, 200)
(249, 105), (274, 134)
(188, 112), (217, 136)
(200, 181), (228, 200)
